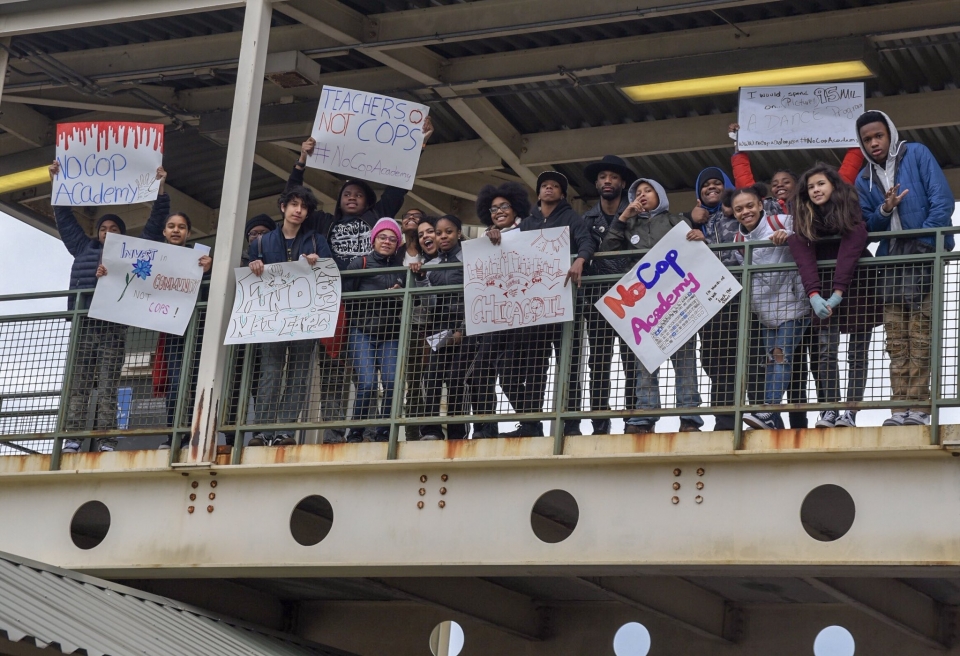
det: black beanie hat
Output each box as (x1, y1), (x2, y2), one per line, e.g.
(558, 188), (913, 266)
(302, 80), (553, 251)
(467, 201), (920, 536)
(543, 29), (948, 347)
(244, 213), (276, 235)
(96, 213), (126, 235)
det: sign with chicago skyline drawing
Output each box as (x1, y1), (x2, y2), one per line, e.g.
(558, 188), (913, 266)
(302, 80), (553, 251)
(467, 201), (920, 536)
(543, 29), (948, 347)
(462, 227), (573, 336)
(225, 259), (341, 345)
(52, 122), (165, 206)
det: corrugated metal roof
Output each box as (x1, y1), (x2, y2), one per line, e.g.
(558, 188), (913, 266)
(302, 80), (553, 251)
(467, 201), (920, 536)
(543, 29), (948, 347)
(0, 551), (354, 656)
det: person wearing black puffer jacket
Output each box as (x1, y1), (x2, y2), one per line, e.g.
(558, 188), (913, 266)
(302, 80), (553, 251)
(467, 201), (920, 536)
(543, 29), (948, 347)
(342, 218), (406, 443)
(502, 171), (595, 438)
(49, 161), (167, 454)
(248, 186), (333, 447)
(580, 156), (638, 436)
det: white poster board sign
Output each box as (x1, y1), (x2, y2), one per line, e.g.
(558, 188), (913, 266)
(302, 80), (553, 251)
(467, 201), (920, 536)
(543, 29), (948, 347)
(225, 259), (341, 345)
(462, 227), (574, 336)
(595, 223), (741, 373)
(305, 86), (429, 190)
(53, 122), (165, 206)
(736, 83), (864, 151)
(89, 233), (202, 336)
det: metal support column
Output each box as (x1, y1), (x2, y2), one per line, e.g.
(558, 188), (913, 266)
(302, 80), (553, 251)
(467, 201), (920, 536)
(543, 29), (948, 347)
(187, 0), (272, 465)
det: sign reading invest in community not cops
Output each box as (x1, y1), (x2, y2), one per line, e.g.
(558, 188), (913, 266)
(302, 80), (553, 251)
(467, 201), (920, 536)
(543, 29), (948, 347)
(88, 233), (203, 336)
(52, 122), (165, 206)
(305, 86), (430, 190)
(736, 83), (864, 151)
(595, 223), (741, 373)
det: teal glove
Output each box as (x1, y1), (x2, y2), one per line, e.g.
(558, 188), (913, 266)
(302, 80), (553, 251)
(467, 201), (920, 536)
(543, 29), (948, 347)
(826, 292), (843, 309)
(809, 293), (832, 319)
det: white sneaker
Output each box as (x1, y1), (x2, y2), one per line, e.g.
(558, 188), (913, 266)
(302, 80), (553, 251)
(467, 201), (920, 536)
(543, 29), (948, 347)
(834, 411), (858, 428)
(61, 440), (81, 453)
(97, 439), (117, 452)
(902, 410), (931, 426)
(815, 410), (839, 428)
(882, 412), (909, 427)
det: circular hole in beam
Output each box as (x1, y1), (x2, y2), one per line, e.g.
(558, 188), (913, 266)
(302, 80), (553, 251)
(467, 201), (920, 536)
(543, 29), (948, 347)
(429, 620), (464, 656)
(70, 500), (110, 550)
(800, 484), (855, 542)
(613, 622), (651, 656)
(814, 625), (855, 656)
(530, 489), (579, 543)
(290, 495), (334, 546)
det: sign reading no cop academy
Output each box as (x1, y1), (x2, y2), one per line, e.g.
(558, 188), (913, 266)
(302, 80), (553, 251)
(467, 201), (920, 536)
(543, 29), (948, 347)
(736, 82), (865, 151)
(595, 223), (742, 373)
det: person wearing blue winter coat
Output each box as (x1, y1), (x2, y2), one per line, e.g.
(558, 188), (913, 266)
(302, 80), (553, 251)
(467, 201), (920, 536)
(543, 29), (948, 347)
(855, 110), (955, 428)
(247, 185), (333, 447)
(49, 161), (162, 453)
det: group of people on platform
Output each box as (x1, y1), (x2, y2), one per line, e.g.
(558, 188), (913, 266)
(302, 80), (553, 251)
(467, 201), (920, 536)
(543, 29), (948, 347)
(53, 110), (955, 449)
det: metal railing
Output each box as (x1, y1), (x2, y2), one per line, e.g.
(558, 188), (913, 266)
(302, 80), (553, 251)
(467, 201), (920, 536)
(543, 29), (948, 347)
(0, 226), (957, 469)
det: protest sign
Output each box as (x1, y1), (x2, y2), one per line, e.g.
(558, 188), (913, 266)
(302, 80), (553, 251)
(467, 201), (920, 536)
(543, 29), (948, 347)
(736, 83), (864, 151)
(52, 122), (165, 206)
(595, 223), (741, 373)
(89, 233), (202, 336)
(305, 86), (429, 190)
(225, 259), (341, 345)
(462, 227), (573, 336)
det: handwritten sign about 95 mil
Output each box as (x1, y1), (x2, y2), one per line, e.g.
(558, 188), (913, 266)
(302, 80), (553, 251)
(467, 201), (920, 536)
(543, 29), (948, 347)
(736, 83), (865, 151)
(52, 122), (165, 206)
(595, 223), (742, 373)
(305, 86), (429, 190)
(224, 259), (342, 345)
(88, 233), (202, 336)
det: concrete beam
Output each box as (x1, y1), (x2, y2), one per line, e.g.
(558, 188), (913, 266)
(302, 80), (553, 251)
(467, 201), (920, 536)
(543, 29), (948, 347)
(253, 141), (340, 209)
(0, 102), (52, 147)
(0, 0), (243, 37)
(805, 578), (950, 650)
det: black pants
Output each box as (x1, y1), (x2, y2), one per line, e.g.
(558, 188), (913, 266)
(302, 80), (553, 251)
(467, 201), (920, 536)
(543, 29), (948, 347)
(421, 335), (480, 439)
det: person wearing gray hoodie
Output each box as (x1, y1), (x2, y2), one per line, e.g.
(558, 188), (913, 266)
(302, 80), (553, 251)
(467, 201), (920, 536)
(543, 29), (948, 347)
(600, 178), (703, 433)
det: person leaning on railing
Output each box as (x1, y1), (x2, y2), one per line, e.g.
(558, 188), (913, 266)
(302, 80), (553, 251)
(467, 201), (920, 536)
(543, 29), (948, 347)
(402, 217), (439, 441)
(855, 110), (956, 428)
(600, 177), (703, 434)
(49, 161), (159, 454)
(341, 218), (405, 444)
(788, 165), (881, 429)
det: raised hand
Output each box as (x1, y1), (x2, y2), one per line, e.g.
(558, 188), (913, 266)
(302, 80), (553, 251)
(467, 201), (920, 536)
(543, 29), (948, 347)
(882, 183), (909, 213)
(690, 200), (709, 224)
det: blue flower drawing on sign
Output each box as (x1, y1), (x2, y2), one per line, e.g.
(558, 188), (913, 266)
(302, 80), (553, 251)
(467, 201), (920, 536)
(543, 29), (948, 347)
(119, 257), (153, 301)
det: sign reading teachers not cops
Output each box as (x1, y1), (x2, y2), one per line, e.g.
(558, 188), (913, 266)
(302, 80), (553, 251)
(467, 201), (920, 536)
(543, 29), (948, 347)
(52, 122), (165, 206)
(595, 223), (741, 373)
(305, 86), (429, 190)
(736, 83), (865, 151)
(89, 233), (202, 336)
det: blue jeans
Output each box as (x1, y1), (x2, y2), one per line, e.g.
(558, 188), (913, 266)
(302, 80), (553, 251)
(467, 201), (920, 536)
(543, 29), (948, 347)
(627, 337), (703, 428)
(348, 328), (398, 427)
(761, 317), (810, 405)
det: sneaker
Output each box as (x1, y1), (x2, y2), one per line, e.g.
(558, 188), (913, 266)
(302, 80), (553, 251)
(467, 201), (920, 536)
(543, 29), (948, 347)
(472, 423), (499, 439)
(158, 436), (189, 450)
(882, 412), (908, 427)
(274, 433), (297, 446)
(815, 410), (839, 428)
(61, 439), (81, 454)
(743, 412), (780, 431)
(592, 418), (612, 435)
(345, 429), (365, 443)
(624, 423), (653, 434)
(248, 433), (269, 446)
(97, 438), (117, 452)
(563, 420), (583, 436)
(323, 428), (346, 444)
(420, 433), (444, 441)
(501, 422), (543, 438)
(679, 419), (701, 433)
(372, 427), (390, 443)
(902, 410), (931, 426)
(788, 412), (809, 429)
(834, 411), (858, 428)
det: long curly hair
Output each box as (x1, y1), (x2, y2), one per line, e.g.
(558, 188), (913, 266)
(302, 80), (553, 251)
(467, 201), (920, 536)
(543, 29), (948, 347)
(475, 181), (531, 226)
(791, 164), (862, 241)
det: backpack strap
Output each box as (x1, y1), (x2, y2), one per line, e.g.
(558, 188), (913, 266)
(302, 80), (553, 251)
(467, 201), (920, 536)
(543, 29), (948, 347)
(765, 214), (786, 232)
(362, 256), (367, 269)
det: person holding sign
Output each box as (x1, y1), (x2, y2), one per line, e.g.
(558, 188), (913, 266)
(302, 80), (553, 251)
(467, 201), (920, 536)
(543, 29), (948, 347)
(855, 110), (955, 428)
(248, 186), (334, 447)
(789, 165), (880, 429)
(730, 185), (809, 431)
(341, 218), (405, 443)
(112, 167), (212, 449)
(50, 159), (136, 453)
(599, 178), (703, 434)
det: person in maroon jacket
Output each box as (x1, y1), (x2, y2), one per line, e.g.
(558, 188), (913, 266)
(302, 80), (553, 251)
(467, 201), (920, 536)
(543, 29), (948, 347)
(787, 165), (881, 429)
